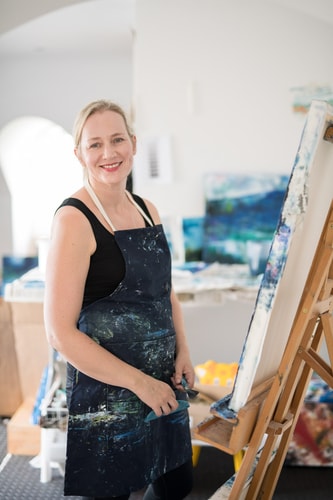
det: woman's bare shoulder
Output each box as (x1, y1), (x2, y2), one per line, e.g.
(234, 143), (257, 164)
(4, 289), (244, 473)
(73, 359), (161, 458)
(140, 197), (161, 224)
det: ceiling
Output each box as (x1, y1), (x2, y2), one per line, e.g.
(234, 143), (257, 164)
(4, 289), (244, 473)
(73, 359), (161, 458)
(0, 0), (136, 57)
(0, 0), (332, 58)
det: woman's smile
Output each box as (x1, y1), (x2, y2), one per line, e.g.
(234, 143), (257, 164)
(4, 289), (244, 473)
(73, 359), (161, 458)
(100, 161), (122, 171)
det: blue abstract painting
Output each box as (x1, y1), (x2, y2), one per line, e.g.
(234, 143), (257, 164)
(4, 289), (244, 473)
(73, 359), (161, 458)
(202, 173), (289, 274)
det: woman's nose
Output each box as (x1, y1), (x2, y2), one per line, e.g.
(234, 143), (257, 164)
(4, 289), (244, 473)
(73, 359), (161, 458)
(102, 144), (116, 159)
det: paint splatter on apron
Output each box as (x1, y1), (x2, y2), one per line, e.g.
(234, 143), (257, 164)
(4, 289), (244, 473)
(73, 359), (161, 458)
(64, 224), (192, 497)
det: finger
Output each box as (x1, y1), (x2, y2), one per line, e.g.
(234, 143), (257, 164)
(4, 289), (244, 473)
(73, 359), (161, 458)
(173, 371), (183, 385)
(161, 399), (179, 415)
(183, 370), (195, 387)
(171, 375), (183, 389)
(168, 398), (179, 411)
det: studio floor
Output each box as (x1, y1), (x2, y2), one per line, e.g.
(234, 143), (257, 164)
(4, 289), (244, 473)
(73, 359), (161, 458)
(1, 418), (333, 500)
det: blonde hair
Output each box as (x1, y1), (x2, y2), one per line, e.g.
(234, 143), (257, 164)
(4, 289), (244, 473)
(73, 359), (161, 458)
(73, 99), (134, 149)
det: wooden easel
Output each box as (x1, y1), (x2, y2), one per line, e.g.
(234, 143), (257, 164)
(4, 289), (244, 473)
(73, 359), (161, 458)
(194, 200), (333, 499)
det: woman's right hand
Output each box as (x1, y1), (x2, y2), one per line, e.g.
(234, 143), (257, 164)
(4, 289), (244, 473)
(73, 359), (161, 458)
(134, 374), (179, 417)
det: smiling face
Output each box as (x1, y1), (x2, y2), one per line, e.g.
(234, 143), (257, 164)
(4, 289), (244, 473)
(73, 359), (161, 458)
(76, 109), (136, 188)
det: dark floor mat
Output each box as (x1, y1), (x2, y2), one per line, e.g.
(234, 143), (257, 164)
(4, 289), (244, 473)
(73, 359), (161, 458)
(1, 419), (333, 499)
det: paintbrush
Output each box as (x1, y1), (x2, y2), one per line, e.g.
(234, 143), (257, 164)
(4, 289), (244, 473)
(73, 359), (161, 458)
(181, 376), (199, 399)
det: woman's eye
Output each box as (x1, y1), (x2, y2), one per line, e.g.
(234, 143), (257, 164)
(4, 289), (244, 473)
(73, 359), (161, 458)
(90, 143), (100, 149)
(113, 137), (124, 144)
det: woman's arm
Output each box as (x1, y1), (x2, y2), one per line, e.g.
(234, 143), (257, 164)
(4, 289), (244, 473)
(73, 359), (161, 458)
(43, 206), (178, 417)
(170, 289), (195, 389)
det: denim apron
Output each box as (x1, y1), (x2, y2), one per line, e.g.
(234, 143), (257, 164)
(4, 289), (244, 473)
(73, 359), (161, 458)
(64, 223), (192, 497)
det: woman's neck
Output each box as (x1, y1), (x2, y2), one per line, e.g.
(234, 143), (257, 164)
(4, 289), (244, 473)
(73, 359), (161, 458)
(87, 178), (128, 211)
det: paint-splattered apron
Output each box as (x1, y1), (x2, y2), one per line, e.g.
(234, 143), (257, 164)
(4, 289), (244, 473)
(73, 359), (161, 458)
(64, 224), (192, 497)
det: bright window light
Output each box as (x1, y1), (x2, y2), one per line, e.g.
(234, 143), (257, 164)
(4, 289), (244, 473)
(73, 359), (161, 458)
(0, 116), (82, 256)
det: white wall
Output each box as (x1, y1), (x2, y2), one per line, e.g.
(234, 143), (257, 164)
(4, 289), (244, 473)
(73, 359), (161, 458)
(133, 0), (333, 218)
(0, 52), (133, 134)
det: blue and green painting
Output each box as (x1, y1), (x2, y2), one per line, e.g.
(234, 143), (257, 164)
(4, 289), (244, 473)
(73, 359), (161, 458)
(202, 173), (289, 273)
(182, 217), (204, 262)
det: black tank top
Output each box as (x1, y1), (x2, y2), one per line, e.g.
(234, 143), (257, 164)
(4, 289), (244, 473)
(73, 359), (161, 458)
(58, 194), (154, 308)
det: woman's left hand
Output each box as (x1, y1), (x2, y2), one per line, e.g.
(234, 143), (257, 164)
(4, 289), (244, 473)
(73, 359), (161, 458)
(171, 352), (195, 391)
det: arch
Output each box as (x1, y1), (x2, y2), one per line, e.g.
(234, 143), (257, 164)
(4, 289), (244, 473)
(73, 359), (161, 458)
(0, 116), (82, 256)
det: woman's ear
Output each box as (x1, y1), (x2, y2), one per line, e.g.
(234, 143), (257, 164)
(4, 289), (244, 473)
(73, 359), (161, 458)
(74, 147), (84, 166)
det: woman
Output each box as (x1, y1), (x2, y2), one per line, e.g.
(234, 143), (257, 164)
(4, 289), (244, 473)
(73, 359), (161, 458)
(44, 100), (194, 499)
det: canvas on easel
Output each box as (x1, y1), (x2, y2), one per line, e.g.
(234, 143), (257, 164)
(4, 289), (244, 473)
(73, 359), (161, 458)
(194, 100), (333, 499)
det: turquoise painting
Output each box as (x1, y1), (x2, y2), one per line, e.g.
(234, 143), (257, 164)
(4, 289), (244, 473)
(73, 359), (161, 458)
(202, 173), (289, 274)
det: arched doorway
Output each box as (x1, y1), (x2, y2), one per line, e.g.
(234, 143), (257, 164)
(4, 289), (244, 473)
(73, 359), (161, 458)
(0, 116), (81, 268)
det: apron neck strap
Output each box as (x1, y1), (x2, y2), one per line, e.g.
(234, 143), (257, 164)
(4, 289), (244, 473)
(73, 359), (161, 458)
(83, 174), (154, 232)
